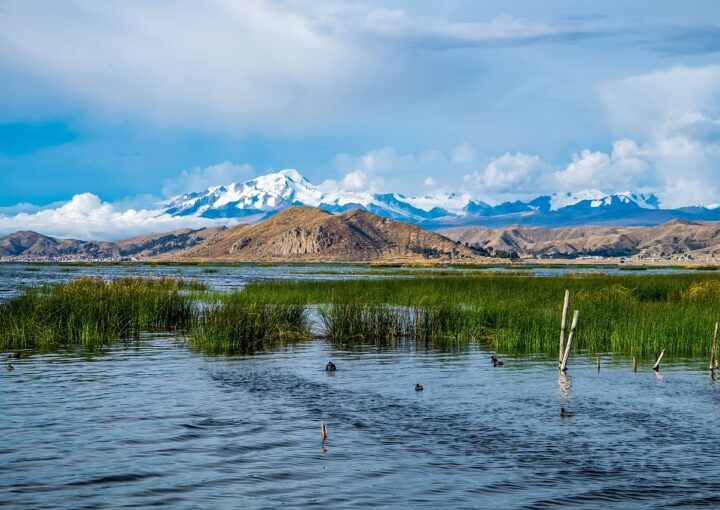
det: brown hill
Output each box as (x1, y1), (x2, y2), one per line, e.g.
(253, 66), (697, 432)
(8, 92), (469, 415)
(0, 227), (225, 260)
(440, 219), (720, 261)
(174, 206), (477, 262)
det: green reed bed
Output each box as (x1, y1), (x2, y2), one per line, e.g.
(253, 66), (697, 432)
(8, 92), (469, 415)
(236, 272), (720, 357)
(0, 276), (203, 351)
(188, 294), (309, 354)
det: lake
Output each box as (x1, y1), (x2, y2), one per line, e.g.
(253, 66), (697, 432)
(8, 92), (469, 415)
(3, 264), (720, 509)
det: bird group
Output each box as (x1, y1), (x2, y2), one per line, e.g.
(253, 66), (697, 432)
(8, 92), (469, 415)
(322, 359), (574, 417)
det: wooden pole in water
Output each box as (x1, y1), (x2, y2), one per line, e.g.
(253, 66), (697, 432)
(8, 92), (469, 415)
(321, 421), (328, 442)
(632, 357), (637, 373)
(710, 322), (718, 374)
(560, 310), (579, 372)
(596, 357), (601, 371)
(653, 349), (666, 372)
(559, 290), (570, 368)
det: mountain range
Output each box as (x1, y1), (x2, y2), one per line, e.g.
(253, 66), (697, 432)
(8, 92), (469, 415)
(161, 169), (720, 228)
(2, 206), (720, 263)
(0, 227), (223, 261)
(173, 206), (477, 262)
(441, 219), (720, 261)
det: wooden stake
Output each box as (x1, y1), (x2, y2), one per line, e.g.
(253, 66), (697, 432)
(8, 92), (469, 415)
(560, 310), (579, 372)
(710, 322), (718, 372)
(596, 357), (601, 371)
(653, 349), (666, 372)
(321, 421), (328, 442)
(559, 290), (570, 367)
(632, 356), (637, 373)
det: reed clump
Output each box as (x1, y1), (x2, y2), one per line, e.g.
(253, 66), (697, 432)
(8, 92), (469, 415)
(0, 276), (200, 351)
(189, 295), (309, 354)
(320, 302), (411, 344)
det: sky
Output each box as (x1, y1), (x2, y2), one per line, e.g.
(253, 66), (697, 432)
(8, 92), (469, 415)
(1, 0), (720, 238)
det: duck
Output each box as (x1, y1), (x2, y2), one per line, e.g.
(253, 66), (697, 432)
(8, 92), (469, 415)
(415, 383), (424, 392)
(6, 363), (14, 371)
(325, 361), (337, 372)
(560, 407), (574, 418)
(490, 355), (504, 367)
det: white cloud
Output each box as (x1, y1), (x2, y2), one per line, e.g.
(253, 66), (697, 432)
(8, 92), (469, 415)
(554, 139), (651, 191)
(0, 193), (227, 240)
(463, 152), (549, 194)
(162, 162), (255, 198)
(423, 177), (437, 189)
(602, 65), (720, 138)
(0, 0), (373, 131)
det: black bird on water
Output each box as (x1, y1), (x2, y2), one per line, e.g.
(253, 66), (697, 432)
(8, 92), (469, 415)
(6, 363), (14, 371)
(560, 408), (574, 418)
(491, 355), (504, 367)
(325, 361), (337, 372)
(415, 384), (424, 392)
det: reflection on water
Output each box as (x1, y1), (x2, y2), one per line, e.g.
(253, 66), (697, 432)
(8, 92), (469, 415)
(4, 336), (720, 509)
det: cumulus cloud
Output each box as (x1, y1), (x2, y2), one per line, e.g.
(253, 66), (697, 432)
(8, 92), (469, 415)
(463, 152), (549, 194)
(0, 193), (226, 240)
(554, 139), (651, 191)
(162, 162), (255, 198)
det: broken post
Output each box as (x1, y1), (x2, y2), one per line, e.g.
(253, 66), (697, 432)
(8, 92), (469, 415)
(321, 421), (328, 442)
(653, 349), (666, 372)
(632, 357), (637, 373)
(560, 310), (579, 372)
(596, 357), (601, 372)
(710, 322), (718, 374)
(559, 290), (570, 368)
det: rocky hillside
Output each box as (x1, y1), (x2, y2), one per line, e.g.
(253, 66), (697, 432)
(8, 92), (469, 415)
(440, 220), (720, 261)
(0, 227), (225, 261)
(175, 206), (478, 262)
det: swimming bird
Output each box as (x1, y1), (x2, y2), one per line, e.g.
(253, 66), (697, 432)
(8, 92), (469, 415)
(7, 352), (20, 360)
(325, 361), (337, 372)
(490, 355), (504, 367)
(415, 383), (424, 392)
(6, 363), (14, 371)
(560, 408), (574, 418)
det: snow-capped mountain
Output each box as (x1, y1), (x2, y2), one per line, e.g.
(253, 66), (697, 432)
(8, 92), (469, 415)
(161, 169), (719, 228)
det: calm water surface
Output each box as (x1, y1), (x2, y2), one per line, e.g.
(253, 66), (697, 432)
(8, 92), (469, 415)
(3, 264), (720, 508)
(4, 338), (720, 509)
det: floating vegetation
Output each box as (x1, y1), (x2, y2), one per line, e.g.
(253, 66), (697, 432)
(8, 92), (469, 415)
(0, 277), (204, 352)
(189, 295), (309, 355)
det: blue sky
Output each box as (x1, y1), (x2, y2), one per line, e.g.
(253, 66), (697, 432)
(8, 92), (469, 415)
(1, 0), (720, 221)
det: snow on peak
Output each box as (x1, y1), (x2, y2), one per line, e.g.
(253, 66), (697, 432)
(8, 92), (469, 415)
(549, 190), (607, 211)
(402, 192), (474, 214)
(549, 190), (659, 211)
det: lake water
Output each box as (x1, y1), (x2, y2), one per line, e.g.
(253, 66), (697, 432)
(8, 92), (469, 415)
(3, 264), (720, 509)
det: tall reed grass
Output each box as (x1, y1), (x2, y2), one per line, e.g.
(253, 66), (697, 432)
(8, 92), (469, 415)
(189, 295), (309, 354)
(0, 277), (203, 351)
(238, 273), (720, 357)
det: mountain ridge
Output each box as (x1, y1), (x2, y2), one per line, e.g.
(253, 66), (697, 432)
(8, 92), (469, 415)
(172, 206), (479, 262)
(0, 227), (225, 261)
(440, 221), (720, 261)
(161, 169), (719, 228)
